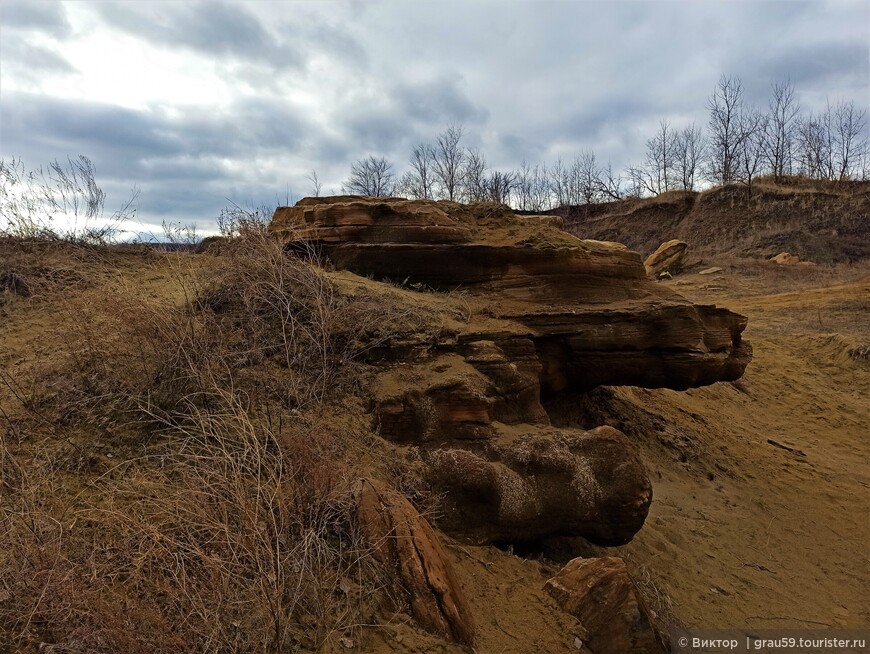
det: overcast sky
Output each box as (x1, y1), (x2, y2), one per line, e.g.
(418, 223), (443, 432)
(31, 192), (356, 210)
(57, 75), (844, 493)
(1, 0), (868, 235)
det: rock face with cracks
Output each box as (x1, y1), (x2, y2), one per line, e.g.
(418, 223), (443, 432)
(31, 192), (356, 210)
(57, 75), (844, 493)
(644, 239), (688, 278)
(271, 196), (750, 393)
(545, 557), (667, 654)
(271, 196), (750, 548)
(354, 478), (475, 645)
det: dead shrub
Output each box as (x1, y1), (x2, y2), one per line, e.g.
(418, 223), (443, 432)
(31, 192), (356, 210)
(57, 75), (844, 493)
(0, 391), (381, 652)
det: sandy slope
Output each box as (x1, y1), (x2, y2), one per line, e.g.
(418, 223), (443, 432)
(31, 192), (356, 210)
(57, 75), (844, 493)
(362, 261), (869, 653)
(2, 249), (867, 652)
(614, 266), (869, 630)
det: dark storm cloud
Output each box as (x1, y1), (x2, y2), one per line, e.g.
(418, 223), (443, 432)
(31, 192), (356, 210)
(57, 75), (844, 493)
(0, 0), (71, 37)
(95, 1), (304, 69)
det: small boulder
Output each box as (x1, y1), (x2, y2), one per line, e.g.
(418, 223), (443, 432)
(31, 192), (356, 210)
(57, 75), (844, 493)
(545, 557), (666, 654)
(354, 478), (475, 645)
(425, 425), (652, 546)
(644, 240), (687, 278)
(771, 252), (800, 265)
(698, 267), (723, 275)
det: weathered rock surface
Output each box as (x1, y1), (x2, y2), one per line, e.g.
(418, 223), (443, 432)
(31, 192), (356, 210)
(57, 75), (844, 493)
(771, 251), (800, 265)
(644, 239), (687, 278)
(271, 196), (751, 393)
(545, 557), (666, 654)
(426, 425), (652, 545)
(354, 478), (475, 644)
(272, 197), (751, 548)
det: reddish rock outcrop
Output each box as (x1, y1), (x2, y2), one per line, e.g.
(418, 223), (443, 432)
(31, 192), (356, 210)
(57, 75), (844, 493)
(426, 425), (652, 545)
(545, 557), (666, 654)
(354, 478), (475, 645)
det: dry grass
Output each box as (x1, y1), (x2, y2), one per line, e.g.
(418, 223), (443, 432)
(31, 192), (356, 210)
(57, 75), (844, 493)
(0, 231), (430, 652)
(0, 393), (382, 652)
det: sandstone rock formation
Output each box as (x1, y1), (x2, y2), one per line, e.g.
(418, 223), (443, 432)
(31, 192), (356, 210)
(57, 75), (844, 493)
(271, 196), (751, 548)
(354, 478), (475, 645)
(425, 425), (652, 545)
(545, 557), (666, 654)
(271, 196), (751, 393)
(644, 239), (687, 278)
(771, 251), (800, 265)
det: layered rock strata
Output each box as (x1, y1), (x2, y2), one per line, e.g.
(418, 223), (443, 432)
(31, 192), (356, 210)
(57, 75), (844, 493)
(354, 478), (475, 644)
(270, 197), (751, 548)
(271, 196), (750, 392)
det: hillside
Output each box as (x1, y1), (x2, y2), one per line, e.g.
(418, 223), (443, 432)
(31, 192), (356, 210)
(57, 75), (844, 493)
(554, 177), (870, 264)
(1, 196), (868, 653)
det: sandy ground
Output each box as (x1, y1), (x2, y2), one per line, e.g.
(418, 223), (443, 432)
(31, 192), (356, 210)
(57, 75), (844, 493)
(359, 260), (869, 653)
(2, 252), (867, 652)
(609, 264), (870, 631)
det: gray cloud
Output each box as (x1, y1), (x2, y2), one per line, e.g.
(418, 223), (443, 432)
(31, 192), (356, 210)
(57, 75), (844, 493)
(0, 91), (318, 223)
(0, 34), (77, 78)
(95, 1), (305, 69)
(0, 0), (71, 37)
(1, 0), (867, 232)
(392, 77), (488, 127)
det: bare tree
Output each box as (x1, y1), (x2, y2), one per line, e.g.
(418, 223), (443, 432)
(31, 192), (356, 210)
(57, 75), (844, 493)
(400, 143), (436, 199)
(645, 119), (677, 193)
(706, 74), (755, 184)
(625, 163), (657, 197)
(306, 170), (322, 197)
(737, 110), (767, 194)
(597, 162), (623, 200)
(549, 158), (569, 207)
(342, 155), (396, 197)
(515, 161), (552, 211)
(515, 161), (534, 211)
(832, 99), (868, 180)
(674, 123), (706, 191)
(794, 100), (866, 180)
(462, 148), (488, 202)
(796, 111), (828, 178)
(762, 78), (800, 180)
(575, 150), (601, 204)
(486, 170), (515, 204)
(432, 124), (466, 201)
(624, 163), (650, 198)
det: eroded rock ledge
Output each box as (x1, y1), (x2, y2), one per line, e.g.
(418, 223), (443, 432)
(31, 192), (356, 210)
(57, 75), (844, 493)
(271, 196), (751, 393)
(270, 197), (751, 548)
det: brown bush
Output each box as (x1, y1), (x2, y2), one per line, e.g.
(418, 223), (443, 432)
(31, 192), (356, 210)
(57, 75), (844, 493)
(0, 231), (427, 651)
(0, 392), (382, 652)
